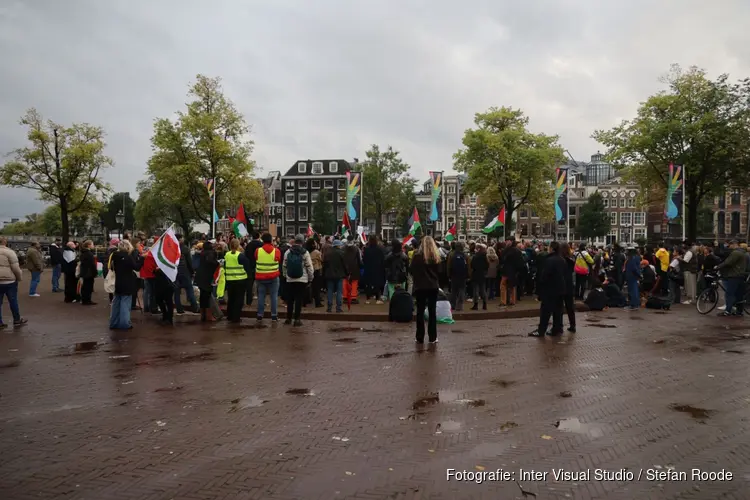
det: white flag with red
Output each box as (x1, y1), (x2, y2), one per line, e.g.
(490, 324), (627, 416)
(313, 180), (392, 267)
(150, 226), (181, 282)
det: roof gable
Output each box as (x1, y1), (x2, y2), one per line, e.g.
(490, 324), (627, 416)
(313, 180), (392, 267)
(282, 159), (352, 176)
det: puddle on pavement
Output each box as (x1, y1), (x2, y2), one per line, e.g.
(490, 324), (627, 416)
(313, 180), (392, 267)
(687, 346), (704, 352)
(229, 395), (269, 411)
(451, 329), (466, 333)
(241, 324), (269, 330)
(494, 333), (513, 338)
(412, 390), (485, 410)
(0, 359), (21, 369)
(587, 324), (617, 328)
(669, 404), (713, 422)
(362, 328), (383, 333)
(725, 349), (744, 354)
(334, 338), (358, 343)
(474, 349), (497, 357)
(491, 379), (515, 388)
(558, 391), (572, 398)
(498, 421), (518, 432)
(412, 394), (440, 410)
(154, 386), (183, 393)
(437, 420), (462, 432)
(376, 352), (399, 359)
(328, 326), (361, 333)
(74, 341), (99, 352)
(178, 352), (217, 363)
(555, 417), (604, 437)
(286, 388), (315, 396)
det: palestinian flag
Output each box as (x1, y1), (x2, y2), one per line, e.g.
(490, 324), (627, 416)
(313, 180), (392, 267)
(445, 223), (457, 242)
(483, 207), (506, 234)
(402, 235), (416, 247)
(407, 207), (421, 235)
(340, 212), (351, 238)
(150, 226), (181, 282)
(233, 203), (249, 237)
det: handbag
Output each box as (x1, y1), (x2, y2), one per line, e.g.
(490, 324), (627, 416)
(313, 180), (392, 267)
(104, 269), (116, 293)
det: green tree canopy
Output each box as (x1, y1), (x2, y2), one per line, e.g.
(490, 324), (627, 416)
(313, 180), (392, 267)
(312, 188), (336, 235)
(0, 109), (112, 242)
(577, 192), (611, 241)
(454, 107), (565, 239)
(100, 192), (135, 235)
(135, 179), (195, 237)
(361, 145), (417, 236)
(593, 65), (750, 241)
(145, 75), (263, 234)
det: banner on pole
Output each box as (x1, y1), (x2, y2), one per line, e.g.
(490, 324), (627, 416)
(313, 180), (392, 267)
(346, 171), (362, 222)
(428, 171), (443, 222)
(554, 167), (568, 223)
(665, 164), (683, 221)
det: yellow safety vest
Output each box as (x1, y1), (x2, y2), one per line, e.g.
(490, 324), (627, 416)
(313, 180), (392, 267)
(256, 247), (280, 280)
(224, 251), (248, 281)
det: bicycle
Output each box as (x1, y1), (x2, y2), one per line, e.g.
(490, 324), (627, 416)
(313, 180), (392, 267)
(695, 270), (750, 315)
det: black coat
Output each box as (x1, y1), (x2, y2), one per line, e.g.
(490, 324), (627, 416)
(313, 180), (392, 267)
(177, 243), (193, 276)
(245, 240), (263, 273)
(539, 254), (567, 298)
(410, 253), (440, 292)
(195, 249), (219, 292)
(470, 251), (489, 281)
(362, 244), (386, 288)
(500, 246), (525, 278)
(563, 256), (575, 295)
(384, 249), (408, 283)
(49, 244), (63, 266)
(323, 247), (347, 280)
(79, 249), (97, 280)
(112, 250), (143, 295)
(343, 245), (362, 280)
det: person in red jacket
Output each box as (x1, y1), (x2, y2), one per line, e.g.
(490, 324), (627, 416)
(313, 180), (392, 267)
(140, 252), (159, 314)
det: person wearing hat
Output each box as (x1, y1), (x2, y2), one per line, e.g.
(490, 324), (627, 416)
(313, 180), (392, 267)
(282, 234), (314, 326)
(323, 239), (347, 313)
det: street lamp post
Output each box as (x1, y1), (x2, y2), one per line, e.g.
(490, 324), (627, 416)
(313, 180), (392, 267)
(116, 210), (124, 240)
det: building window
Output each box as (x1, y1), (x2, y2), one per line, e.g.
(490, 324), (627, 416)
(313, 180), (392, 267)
(718, 196), (726, 210)
(718, 211), (726, 235)
(324, 180), (334, 189)
(297, 162), (307, 173)
(520, 224), (528, 235)
(285, 193), (295, 203)
(447, 217), (455, 226)
(609, 212), (617, 225)
(337, 191), (346, 202)
(531, 209), (538, 217)
(469, 221), (476, 230)
(619, 198), (626, 208)
(459, 208), (465, 217)
(543, 223), (552, 234)
(603, 199), (609, 208)
(329, 161), (338, 173)
(337, 178), (346, 190)
(285, 206), (295, 221)
(311, 192), (319, 202)
(286, 225), (295, 237)
(633, 212), (645, 225)
(311, 180), (320, 189)
(447, 198), (455, 211)
(298, 180), (308, 189)
(634, 228), (646, 240)
(470, 208), (476, 217)
(731, 189), (741, 205)
(285, 180), (295, 191)
(519, 209), (528, 218)
(326, 191), (334, 202)
(336, 206), (345, 220)
(447, 184), (456, 194)
(298, 193), (308, 203)
(627, 198), (636, 208)
(298, 206), (308, 221)
(731, 211), (741, 235)
(620, 212), (632, 225)
(470, 195), (477, 204)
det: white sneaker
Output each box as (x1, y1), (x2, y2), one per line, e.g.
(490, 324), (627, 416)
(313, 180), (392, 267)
(376, 300), (384, 305)
(29, 294), (40, 297)
(467, 298), (474, 303)
(718, 305), (726, 310)
(681, 300), (692, 305)
(365, 300), (370, 305)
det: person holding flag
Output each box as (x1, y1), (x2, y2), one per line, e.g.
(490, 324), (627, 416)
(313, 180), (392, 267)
(150, 226), (181, 325)
(402, 207), (421, 247)
(445, 223), (457, 243)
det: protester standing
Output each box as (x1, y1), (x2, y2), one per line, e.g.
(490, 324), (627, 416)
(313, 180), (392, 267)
(254, 233), (282, 322)
(470, 244), (488, 310)
(195, 241), (220, 322)
(447, 241), (468, 310)
(49, 238), (62, 293)
(323, 240), (347, 313)
(109, 240), (143, 330)
(62, 242), (78, 303)
(362, 235), (385, 304)
(384, 240), (408, 300)
(224, 238), (249, 323)
(343, 235), (363, 304)
(573, 243), (594, 300)
(25, 242), (44, 297)
(104, 238), (119, 305)
(174, 233), (199, 314)
(0, 237), (27, 328)
(625, 247), (642, 310)
(283, 234), (314, 326)
(78, 240), (97, 305)
(560, 243), (576, 332)
(306, 239), (324, 307)
(410, 236), (441, 344)
(534, 241), (566, 337)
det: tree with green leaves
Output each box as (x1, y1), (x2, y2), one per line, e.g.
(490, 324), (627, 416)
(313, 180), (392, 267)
(41, 206), (62, 235)
(0, 109), (112, 242)
(454, 107), (565, 239)
(134, 179), (195, 237)
(100, 192), (135, 236)
(361, 145), (417, 236)
(312, 189), (336, 235)
(461, 215), (468, 238)
(577, 192), (611, 241)
(146, 75), (263, 233)
(0, 213), (42, 235)
(593, 65), (750, 241)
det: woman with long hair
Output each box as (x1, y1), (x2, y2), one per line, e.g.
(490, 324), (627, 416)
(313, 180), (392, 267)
(410, 236), (441, 344)
(486, 246), (500, 300)
(109, 240), (143, 330)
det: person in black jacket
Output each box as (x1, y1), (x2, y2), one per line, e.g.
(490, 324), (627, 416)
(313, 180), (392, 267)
(560, 243), (576, 332)
(533, 241), (566, 337)
(195, 241), (220, 322)
(109, 240), (144, 330)
(384, 240), (408, 300)
(612, 245), (626, 290)
(500, 240), (525, 306)
(343, 235), (363, 304)
(470, 244), (489, 310)
(78, 240), (97, 305)
(410, 236), (441, 343)
(49, 238), (63, 293)
(362, 235), (386, 304)
(323, 240), (347, 313)
(244, 232), (263, 306)
(173, 233), (198, 314)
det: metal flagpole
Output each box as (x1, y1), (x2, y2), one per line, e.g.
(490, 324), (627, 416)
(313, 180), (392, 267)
(565, 174), (570, 242)
(681, 167), (686, 241)
(212, 177), (217, 239)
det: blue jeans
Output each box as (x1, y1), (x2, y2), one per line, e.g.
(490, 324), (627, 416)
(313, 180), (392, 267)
(627, 278), (639, 308)
(174, 273), (197, 312)
(109, 294), (133, 329)
(256, 278), (279, 318)
(29, 271), (41, 295)
(723, 277), (744, 314)
(0, 282), (21, 324)
(52, 264), (61, 291)
(327, 279), (343, 311)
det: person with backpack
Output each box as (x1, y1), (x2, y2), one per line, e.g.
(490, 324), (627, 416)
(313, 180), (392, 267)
(447, 241), (468, 311)
(384, 240), (408, 300)
(573, 243), (594, 300)
(282, 234), (314, 326)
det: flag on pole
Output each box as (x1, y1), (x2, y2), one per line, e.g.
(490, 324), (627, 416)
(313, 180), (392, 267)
(204, 178), (215, 198)
(341, 212), (351, 238)
(232, 203), (249, 237)
(150, 226), (181, 282)
(445, 223), (457, 242)
(482, 207), (506, 234)
(407, 207), (421, 235)
(306, 224), (315, 238)
(357, 225), (367, 245)
(213, 209), (220, 223)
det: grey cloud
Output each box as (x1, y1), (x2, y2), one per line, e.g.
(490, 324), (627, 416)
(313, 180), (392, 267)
(1, 0), (748, 220)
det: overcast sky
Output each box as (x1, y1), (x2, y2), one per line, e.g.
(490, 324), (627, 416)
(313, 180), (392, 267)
(1, 0), (748, 222)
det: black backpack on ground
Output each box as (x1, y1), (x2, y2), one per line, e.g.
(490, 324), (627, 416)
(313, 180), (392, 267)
(389, 288), (413, 323)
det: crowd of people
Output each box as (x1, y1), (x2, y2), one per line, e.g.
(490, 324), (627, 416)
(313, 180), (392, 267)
(1, 231), (748, 340)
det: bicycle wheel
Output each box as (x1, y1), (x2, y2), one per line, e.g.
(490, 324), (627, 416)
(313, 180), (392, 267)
(696, 288), (718, 315)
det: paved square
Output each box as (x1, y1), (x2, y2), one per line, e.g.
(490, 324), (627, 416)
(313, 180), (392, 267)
(1, 282), (749, 499)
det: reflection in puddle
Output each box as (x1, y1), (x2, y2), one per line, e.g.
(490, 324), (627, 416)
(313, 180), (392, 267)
(669, 404), (713, 422)
(491, 379), (515, 388)
(376, 352), (399, 359)
(333, 338), (358, 343)
(328, 326), (361, 333)
(438, 420), (462, 432)
(230, 395), (268, 411)
(286, 388), (315, 396)
(587, 324), (616, 328)
(555, 417), (604, 437)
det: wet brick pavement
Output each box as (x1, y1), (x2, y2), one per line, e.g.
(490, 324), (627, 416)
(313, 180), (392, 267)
(1, 275), (750, 499)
